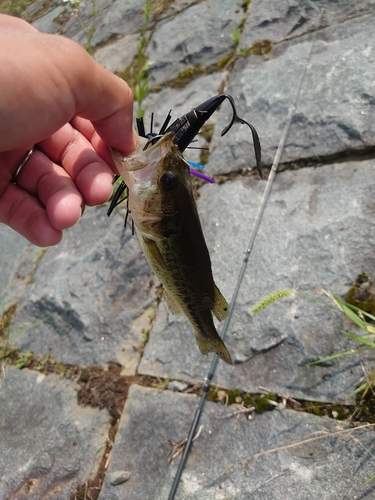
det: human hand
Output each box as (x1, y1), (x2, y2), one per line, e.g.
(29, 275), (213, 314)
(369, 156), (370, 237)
(0, 14), (138, 246)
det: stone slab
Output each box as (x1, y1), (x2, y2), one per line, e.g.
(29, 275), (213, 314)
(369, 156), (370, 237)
(33, 0), (144, 49)
(99, 385), (375, 499)
(94, 33), (140, 73)
(31, 5), (66, 34)
(208, 13), (375, 173)
(242, 0), (375, 47)
(146, 0), (242, 85)
(0, 224), (38, 307)
(12, 207), (156, 374)
(0, 366), (110, 500)
(139, 159), (375, 403)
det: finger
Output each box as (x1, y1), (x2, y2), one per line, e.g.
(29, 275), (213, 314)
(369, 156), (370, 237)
(14, 149), (84, 230)
(70, 116), (119, 172)
(0, 30), (138, 154)
(38, 123), (115, 206)
(0, 183), (62, 247)
(0, 149), (29, 196)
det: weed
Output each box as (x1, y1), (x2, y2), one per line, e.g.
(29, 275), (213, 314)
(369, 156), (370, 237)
(151, 377), (170, 390)
(308, 291), (375, 363)
(63, 0), (98, 56)
(241, 40), (273, 57)
(134, 0), (152, 118)
(0, 0), (31, 18)
(15, 350), (32, 369)
(230, 27), (241, 44)
(0, 301), (52, 379)
(241, 0), (251, 10)
(141, 327), (149, 343)
(36, 353), (50, 371)
(252, 289), (293, 315)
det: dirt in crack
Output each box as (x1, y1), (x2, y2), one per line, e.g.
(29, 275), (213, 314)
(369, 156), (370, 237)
(71, 364), (155, 500)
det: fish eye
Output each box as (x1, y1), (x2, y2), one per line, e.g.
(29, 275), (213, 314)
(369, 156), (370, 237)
(159, 172), (179, 192)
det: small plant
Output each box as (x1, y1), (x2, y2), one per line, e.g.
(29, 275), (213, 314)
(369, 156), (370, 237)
(15, 350), (32, 369)
(0, 0), (32, 18)
(308, 291), (375, 395)
(151, 377), (170, 390)
(134, 0), (152, 118)
(0, 301), (52, 380)
(37, 353), (50, 371)
(252, 289), (293, 315)
(63, 0), (98, 56)
(230, 27), (240, 44)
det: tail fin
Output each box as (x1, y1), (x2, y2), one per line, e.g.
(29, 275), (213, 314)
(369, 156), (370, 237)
(195, 331), (232, 364)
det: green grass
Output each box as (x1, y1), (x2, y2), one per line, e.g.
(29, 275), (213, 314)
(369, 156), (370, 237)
(307, 291), (375, 398)
(0, 0), (31, 18)
(134, 0), (152, 118)
(64, 0), (98, 56)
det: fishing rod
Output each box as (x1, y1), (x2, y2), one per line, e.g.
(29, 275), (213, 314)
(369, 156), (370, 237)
(167, 18), (321, 500)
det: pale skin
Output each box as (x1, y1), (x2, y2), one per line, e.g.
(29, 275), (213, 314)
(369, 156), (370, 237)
(0, 14), (138, 246)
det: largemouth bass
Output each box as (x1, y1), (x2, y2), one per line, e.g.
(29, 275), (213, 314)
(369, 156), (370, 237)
(112, 132), (232, 364)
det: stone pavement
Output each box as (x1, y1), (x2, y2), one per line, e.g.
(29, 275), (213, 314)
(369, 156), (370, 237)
(1, 0), (375, 498)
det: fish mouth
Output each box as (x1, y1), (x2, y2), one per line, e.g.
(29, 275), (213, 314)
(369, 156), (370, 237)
(117, 133), (176, 184)
(128, 133), (175, 168)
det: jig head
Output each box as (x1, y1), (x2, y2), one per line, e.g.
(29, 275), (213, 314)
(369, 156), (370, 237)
(107, 94), (262, 220)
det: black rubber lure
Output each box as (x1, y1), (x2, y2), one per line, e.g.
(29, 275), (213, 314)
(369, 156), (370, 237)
(107, 94), (262, 222)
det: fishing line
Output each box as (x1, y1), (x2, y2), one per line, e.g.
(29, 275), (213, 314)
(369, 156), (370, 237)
(167, 19), (321, 500)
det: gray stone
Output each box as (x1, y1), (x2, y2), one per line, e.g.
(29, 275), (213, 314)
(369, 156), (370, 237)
(0, 366), (110, 500)
(12, 207), (156, 373)
(25, 0), (45, 18)
(208, 13), (375, 174)
(0, 224), (38, 307)
(139, 159), (375, 403)
(167, 380), (188, 392)
(160, 0), (203, 21)
(85, 0), (145, 48)
(146, 0), (243, 85)
(32, 5), (67, 33)
(53, 0), (106, 47)
(242, 0), (375, 47)
(95, 33), (140, 73)
(109, 470), (132, 485)
(33, 0), (143, 49)
(99, 385), (375, 499)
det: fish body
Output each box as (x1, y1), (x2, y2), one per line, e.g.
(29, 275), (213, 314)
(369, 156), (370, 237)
(112, 132), (232, 364)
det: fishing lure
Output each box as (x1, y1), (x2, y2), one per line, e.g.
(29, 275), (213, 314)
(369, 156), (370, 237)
(107, 93), (262, 221)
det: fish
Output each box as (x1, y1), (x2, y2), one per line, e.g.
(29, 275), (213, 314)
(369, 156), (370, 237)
(112, 131), (232, 364)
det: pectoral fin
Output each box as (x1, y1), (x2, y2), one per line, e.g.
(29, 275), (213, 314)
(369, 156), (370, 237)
(140, 235), (167, 273)
(212, 284), (229, 321)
